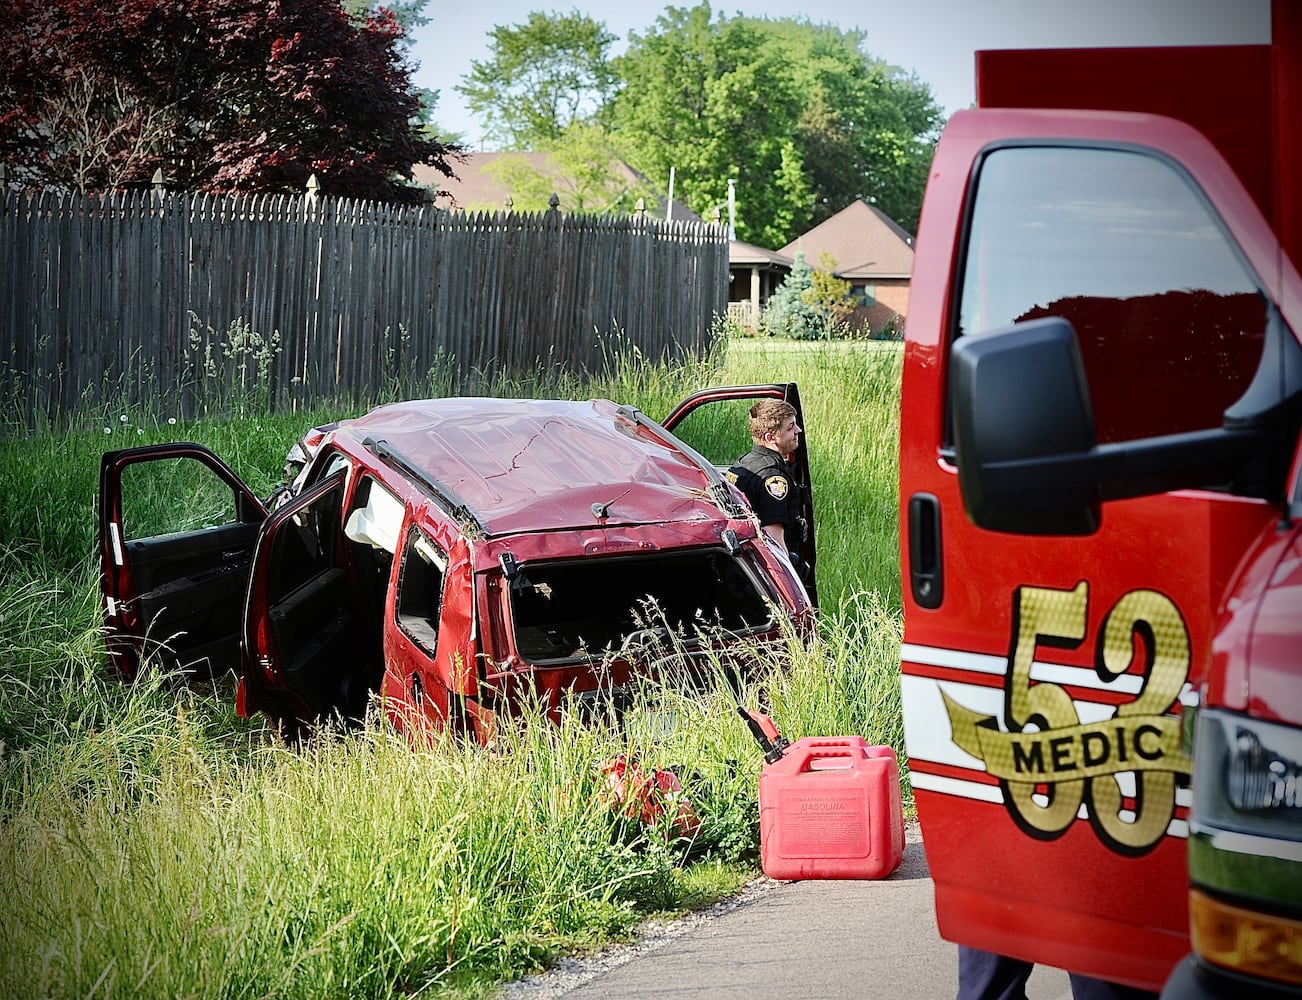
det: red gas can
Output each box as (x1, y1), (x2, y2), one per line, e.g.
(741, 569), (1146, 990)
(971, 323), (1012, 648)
(759, 736), (904, 880)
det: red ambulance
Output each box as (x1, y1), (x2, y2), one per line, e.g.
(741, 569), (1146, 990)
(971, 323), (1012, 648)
(899, 2), (1301, 995)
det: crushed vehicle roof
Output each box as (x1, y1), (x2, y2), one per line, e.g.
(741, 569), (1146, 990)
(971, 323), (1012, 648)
(332, 397), (733, 537)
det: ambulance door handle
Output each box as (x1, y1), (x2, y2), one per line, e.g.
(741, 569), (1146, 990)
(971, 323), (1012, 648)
(908, 493), (943, 609)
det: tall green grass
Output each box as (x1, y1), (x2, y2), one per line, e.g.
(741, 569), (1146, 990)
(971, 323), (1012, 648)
(0, 334), (905, 999)
(711, 339), (902, 606)
(0, 607), (903, 999)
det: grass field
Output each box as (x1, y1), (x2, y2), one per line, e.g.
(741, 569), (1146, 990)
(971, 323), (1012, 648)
(0, 335), (904, 999)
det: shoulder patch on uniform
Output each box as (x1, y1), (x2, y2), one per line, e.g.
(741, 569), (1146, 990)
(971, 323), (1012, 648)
(724, 470), (738, 485)
(764, 475), (788, 499)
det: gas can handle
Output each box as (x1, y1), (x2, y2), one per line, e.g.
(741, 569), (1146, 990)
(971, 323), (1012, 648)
(792, 744), (861, 772)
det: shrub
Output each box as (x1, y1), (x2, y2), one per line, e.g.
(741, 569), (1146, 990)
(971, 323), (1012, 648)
(761, 253), (821, 340)
(869, 315), (904, 341)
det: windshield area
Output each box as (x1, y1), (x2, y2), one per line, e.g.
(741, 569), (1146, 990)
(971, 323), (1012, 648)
(955, 145), (1266, 445)
(507, 548), (774, 663)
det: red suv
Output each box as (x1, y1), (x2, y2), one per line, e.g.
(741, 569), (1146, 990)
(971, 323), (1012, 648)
(98, 386), (816, 740)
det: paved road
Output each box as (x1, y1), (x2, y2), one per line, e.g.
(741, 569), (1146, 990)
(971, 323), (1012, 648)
(499, 824), (1073, 999)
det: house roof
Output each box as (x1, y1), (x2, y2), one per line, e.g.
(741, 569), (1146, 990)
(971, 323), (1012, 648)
(411, 153), (704, 223)
(730, 240), (793, 270)
(778, 200), (914, 281)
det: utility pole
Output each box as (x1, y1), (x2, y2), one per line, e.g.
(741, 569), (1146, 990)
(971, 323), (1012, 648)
(727, 178), (736, 241)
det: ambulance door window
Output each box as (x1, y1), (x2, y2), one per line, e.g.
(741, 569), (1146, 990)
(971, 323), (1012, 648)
(955, 145), (1267, 444)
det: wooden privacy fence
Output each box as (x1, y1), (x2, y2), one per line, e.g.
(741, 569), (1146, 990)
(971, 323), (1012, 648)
(0, 188), (729, 425)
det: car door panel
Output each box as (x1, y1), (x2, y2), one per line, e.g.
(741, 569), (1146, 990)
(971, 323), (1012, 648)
(899, 123), (1287, 987)
(663, 383), (817, 605)
(131, 524), (259, 670)
(99, 444), (266, 679)
(272, 567), (357, 715)
(242, 472), (367, 727)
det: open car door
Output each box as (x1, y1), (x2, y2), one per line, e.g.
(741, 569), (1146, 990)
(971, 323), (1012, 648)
(661, 383), (817, 606)
(98, 443), (267, 679)
(239, 469), (384, 732)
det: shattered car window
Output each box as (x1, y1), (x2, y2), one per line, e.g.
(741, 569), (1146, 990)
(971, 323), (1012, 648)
(397, 530), (447, 655)
(508, 548), (774, 663)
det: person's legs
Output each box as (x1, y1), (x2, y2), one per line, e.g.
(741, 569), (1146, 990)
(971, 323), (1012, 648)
(1068, 973), (1159, 1000)
(957, 946), (1034, 1000)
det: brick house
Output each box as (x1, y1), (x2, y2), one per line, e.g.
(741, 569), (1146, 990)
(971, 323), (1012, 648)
(778, 199), (914, 334)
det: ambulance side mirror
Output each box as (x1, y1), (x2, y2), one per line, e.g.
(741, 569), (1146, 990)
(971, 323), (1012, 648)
(950, 318), (1102, 536)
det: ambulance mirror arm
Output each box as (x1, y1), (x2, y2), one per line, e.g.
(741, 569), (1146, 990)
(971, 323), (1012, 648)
(951, 318), (1269, 537)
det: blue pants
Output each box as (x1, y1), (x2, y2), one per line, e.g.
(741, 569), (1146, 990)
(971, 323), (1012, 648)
(957, 947), (1159, 1000)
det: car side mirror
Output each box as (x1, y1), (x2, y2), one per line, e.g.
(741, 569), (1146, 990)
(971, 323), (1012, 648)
(950, 317), (1102, 535)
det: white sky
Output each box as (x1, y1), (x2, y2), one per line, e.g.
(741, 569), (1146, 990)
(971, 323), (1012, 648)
(407, 0), (1271, 146)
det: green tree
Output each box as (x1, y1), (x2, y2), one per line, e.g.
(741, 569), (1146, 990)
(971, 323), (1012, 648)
(341, 0), (430, 35)
(762, 18), (941, 234)
(611, 4), (941, 244)
(445, 5), (941, 237)
(762, 252), (822, 339)
(803, 251), (855, 337)
(456, 10), (618, 149)
(484, 123), (654, 214)
(610, 4), (807, 248)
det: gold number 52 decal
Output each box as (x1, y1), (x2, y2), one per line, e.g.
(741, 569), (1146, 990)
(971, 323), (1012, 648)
(943, 582), (1192, 856)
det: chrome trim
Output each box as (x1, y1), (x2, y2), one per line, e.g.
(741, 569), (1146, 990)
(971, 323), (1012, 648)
(1190, 823), (1302, 864)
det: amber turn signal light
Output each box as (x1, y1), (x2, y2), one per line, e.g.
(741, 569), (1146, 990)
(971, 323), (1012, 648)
(1190, 889), (1302, 987)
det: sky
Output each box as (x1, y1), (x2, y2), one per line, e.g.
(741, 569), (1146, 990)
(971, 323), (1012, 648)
(406, 0), (1271, 147)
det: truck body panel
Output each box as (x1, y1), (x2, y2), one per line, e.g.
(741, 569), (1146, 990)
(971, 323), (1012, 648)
(900, 5), (1302, 993)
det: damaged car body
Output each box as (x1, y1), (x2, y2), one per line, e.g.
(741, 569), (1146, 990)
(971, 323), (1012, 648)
(98, 385), (816, 740)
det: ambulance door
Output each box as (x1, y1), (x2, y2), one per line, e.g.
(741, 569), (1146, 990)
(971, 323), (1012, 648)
(899, 129), (1290, 989)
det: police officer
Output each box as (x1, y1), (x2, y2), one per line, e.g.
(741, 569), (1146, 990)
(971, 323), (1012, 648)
(726, 399), (810, 582)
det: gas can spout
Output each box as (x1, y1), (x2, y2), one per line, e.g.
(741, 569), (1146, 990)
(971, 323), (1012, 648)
(738, 705), (791, 763)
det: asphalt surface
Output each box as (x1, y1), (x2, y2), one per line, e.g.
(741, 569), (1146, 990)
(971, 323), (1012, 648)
(498, 823), (1073, 999)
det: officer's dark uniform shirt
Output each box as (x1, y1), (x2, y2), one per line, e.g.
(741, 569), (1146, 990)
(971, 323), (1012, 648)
(726, 445), (801, 534)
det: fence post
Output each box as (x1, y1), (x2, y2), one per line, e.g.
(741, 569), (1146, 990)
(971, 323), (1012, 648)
(151, 168), (167, 212)
(305, 173), (320, 205)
